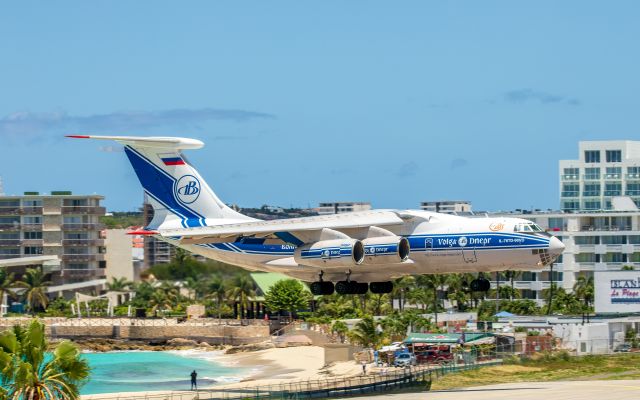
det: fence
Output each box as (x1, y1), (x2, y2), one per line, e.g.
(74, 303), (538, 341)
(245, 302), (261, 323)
(83, 360), (502, 400)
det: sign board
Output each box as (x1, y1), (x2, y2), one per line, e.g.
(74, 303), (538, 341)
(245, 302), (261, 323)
(595, 271), (640, 313)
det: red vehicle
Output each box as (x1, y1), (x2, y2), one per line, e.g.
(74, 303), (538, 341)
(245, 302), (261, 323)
(415, 345), (453, 364)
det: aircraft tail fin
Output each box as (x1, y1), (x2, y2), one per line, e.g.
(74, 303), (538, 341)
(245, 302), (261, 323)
(67, 135), (252, 229)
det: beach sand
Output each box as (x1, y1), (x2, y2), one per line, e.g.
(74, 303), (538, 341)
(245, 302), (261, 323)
(214, 345), (364, 388)
(81, 345), (366, 399)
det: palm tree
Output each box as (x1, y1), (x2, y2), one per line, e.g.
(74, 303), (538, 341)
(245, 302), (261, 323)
(331, 320), (349, 343)
(148, 290), (172, 314)
(505, 271), (522, 300)
(205, 276), (228, 320)
(416, 274), (447, 325)
(0, 319), (90, 399)
(0, 269), (17, 306)
(348, 315), (382, 348)
(105, 277), (132, 292)
(226, 275), (256, 318)
(15, 268), (51, 314)
(574, 275), (594, 321)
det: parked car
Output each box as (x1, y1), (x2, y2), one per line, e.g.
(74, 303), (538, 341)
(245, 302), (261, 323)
(393, 352), (416, 367)
(416, 348), (454, 364)
(614, 343), (632, 352)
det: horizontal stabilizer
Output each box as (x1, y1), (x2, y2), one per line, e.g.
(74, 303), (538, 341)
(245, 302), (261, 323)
(66, 135), (204, 150)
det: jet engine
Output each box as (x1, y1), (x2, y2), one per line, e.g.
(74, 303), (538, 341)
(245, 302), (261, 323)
(294, 239), (365, 268)
(362, 236), (410, 264)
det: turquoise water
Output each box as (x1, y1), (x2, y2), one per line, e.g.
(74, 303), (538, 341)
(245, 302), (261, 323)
(81, 350), (247, 395)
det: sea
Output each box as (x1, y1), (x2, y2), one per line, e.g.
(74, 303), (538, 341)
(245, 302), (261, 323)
(80, 350), (248, 395)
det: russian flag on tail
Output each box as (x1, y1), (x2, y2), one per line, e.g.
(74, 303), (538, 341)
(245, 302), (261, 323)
(159, 153), (185, 166)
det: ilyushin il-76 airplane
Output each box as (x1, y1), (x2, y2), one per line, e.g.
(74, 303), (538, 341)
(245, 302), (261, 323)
(69, 135), (565, 295)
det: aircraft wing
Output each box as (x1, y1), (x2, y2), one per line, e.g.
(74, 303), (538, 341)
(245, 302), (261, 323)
(160, 210), (407, 244)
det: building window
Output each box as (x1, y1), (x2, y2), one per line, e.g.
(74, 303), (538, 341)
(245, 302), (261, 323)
(562, 168), (579, 180)
(628, 166), (640, 179)
(629, 235), (640, 244)
(627, 183), (640, 196)
(606, 150), (622, 163)
(585, 150), (600, 163)
(584, 167), (600, 180)
(23, 232), (42, 240)
(548, 218), (564, 231)
(22, 200), (42, 207)
(561, 201), (579, 211)
(605, 182), (622, 196)
(601, 236), (626, 245)
(22, 216), (41, 224)
(561, 184), (579, 197)
(23, 247), (43, 255)
(0, 249), (20, 255)
(575, 236), (599, 245)
(583, 183), (600, 197)
(629, 253), (640, 262)
(602, 253), (626, 263)
(605, 167), (622, 179)
(583, 200), (601, 210)
(575, 253), (597, 263)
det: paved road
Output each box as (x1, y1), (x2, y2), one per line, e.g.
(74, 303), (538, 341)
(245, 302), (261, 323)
(357, 380), (640, 400)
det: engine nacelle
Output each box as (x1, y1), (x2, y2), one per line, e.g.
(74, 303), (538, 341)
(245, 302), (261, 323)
(294, 239), (365, 268)
(362, 236), (410, 264)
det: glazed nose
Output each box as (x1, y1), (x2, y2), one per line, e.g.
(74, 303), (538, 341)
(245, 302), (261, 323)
(549, 236), (565, 256)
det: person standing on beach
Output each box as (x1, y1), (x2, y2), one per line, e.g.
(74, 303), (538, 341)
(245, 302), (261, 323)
(190, 370), (198, 390)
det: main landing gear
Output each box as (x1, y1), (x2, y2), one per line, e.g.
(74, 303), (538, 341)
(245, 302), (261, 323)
(309, 271), (394, 296)
(469, 277), (491, 292)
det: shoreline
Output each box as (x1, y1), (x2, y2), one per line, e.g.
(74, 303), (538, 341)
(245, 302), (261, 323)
(81, 345), (365, 399)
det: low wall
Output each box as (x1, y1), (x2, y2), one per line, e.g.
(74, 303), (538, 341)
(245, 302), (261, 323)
(0, 318), (271, 345)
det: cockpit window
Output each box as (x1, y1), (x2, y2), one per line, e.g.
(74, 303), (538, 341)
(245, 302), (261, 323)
(515, 223), (544, 233)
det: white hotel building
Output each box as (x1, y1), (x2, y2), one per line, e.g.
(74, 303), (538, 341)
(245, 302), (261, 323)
(485, 141), (640, 305)
(560, 140), (640, 211)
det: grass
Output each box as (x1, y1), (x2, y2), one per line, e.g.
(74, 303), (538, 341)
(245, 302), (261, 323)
(430, 353), (640, 390)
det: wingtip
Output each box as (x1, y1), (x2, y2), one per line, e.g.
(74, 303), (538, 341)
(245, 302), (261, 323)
(66, 135), (91, 139)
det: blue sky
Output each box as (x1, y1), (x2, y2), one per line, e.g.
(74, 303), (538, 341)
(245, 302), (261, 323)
(1, 1), (639, 212)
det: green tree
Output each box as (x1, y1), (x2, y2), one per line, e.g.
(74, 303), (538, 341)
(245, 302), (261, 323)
(263, 279), (311, 319)
(504, 271), (522, 300)
(15, 268), (51, 314)
(0, 270), (17, 306)
(0, 319), (90, 399)
(573, 275), (594, 314)
(348, 315), (382, 348)
(331, 320), (349, 343)
(226, 275), (256, 318)
(105, 277), (132, 292)
(205, 276), (228, 320)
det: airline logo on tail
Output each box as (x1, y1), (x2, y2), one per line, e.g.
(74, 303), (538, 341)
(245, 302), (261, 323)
(175, 175), (201, 204)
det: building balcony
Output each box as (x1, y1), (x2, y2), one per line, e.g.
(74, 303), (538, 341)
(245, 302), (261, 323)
(582, 192), (601, 197)
(0, 254), (21, 260)
(626, 190), (640, 196)
(626, 173), (640, 180)
(61, 254), (105, 262)
(580, 225), (632, 231)
(0, 207), (44, 215)
(561, 192), (579, 198)
(61, 206), (106, 215)
(604, 174), (622, 180)
(21, 224), (44, 231)
(62, 268), (106, 279)
(20, 239), (44, 246)
(0, 223), (21, 230)
(561, 174), (579, 180)
(62, 239), (105, 246)
(61, 223), (104, 231)
(583, 174), (602, 180)
(0, 239), (20, 246)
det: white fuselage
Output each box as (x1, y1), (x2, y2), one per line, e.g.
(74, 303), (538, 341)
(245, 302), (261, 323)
(161, 210), (563, 282)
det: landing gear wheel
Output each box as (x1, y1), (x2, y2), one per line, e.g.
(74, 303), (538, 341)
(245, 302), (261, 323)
(370, 281), (393, 294)
(470, 278), (490, 292)
(355, 282), (369, 295)
(335, 280), (351, 295)
(310, 281), (334, 295)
